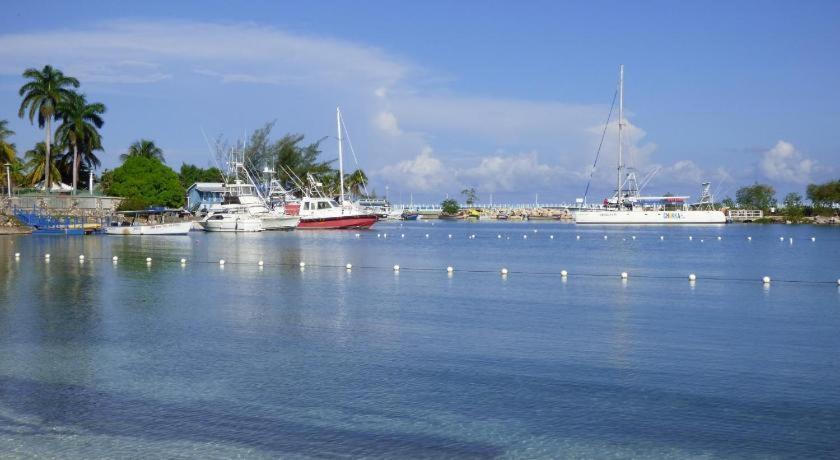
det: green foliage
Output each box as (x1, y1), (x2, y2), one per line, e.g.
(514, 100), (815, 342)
(242, 122), (333, 188)
(806, 179), (840, 212)
(441, 198), (460, 215)
(735, 183), (776, 210)
(782, 192), (805, 222)
(720, 197), (735, 208)
(121, 139), (165, 163)
(178, 163), (223, 188)
(23, 142), (62, 187)
(55, 92), (105, 191)
(461, 187), (478, 206)
(103, 156), (184, 208)
(0, 120), (19, 186)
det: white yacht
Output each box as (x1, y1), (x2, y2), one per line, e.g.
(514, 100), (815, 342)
(105, 209), (192, 235)
(208, 167), (300, 230)
(201, 209), (263, 232)
(575, 65), (726, 225)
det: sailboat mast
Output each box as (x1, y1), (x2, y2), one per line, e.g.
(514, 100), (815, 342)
(337, 106), (345, 205)
(617, 64), (624, 199)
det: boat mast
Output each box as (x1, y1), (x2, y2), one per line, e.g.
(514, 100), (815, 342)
(617, 64), (624, 200)
(337, 106), (345, 206)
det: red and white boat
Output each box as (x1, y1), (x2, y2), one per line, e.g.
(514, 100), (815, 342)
(287, 107), (378, 230)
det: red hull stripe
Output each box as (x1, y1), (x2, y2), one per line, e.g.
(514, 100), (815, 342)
(298, 216), (378, 229)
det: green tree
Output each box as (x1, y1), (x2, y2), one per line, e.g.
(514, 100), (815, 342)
(55, 92), (105, 193)
(735, 183), (776, 210)
(103, 156), (184, 208)
(0, 120), (19, 187)
(806, 180), (840, 212)
(461, 187), (478, 206)
(720, 197), (735, 208)
(345, 169), (368, 198)
(782, 192), (805, 222)
(178, 163), (223, 188)
(18, 65), (80, 189)
(121, 139), (165, 163)
(242, 122), (333, 188)
(441, 198), (460, 215)
(23, 142), (62, 187)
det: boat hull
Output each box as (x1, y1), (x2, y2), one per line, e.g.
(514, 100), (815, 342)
(202, 218), (263, 232)
(575, 210), (726, 224)
(298, 215), (378, 229)
(104, 222), (193, 235)
(260, 215), (300, 230)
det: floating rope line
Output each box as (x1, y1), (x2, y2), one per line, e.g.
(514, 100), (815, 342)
(21, 255), (839, 286)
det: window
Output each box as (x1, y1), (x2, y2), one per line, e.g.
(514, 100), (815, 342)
(318, 201), (331, 210)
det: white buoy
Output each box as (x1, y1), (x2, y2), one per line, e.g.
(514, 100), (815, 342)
(523, 235), (527, 239)
(811, 237), (816, 242)
(14, 252), (20, 258)
(383, 233), (387, 238)
(747, 236), (752, 241)
(576, 235), (580, 240)
(112, 256), (118, 262)
(355, 233), (360, 238)
(779, 236), (784, 242)
(836, 279), (840, 286)
(401, 234), (405, 238)
(620, 272), (628, 279)
(560, 270), (568, 277)
(79, 254), (85, 260)
(393, 264), (400, 271)
(377, 233), (381, 238)
(717, 236), (722, 240)
(446, 266), (454, 273)
(448, 234), (452, 239)
(181, 258), (187, 264)
(501, 267), (508, 275)
(762, 276), (771, 284)
(256, 260), (263, 267)
(533, 229), (538, 233)
(688, 273), (696, 281)
(700, 239), (704, 243)
(789, 237), (793, 244)
(299, 261), (306, 268)
(145, 257), (152, 263)
(604, 235), (608, 240)
(44, 254), (50, 260)
(219, 259), (225, 265)
(660, 236), (664, 240)
(425, 234), (430, 238)
(345, 263), (352, 270)
(631, 235), (636, 240)
(689, 236), (693, 241)
(497, 234), (502, 239)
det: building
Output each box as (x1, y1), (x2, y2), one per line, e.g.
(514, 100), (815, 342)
(185, 182), (225, 212)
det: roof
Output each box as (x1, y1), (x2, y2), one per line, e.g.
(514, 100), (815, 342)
(186, 182), (226, 193)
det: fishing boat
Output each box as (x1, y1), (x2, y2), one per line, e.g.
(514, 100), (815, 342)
(294, 107), (378, 230)
(105, 209), (192, 235)
(401, 211), (421, 220)
(575, 65), (726, 225)
(200, 209), (263, 232)
(209, 164), (300, 230)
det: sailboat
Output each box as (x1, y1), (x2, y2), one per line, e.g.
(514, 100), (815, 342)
(575, 65), (726, 225)
(296, 107), (378, 229)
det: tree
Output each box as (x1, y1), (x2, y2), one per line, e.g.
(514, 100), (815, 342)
(23, 142), (62, 187)
(783, 192), (802, 209)
(735, 183), (776, 210)
(121, 139), (165, 162)
(441, 198), (460, 215)
(345, 169), (368, 198)
(461, 187), (478, 206)
(18, 65), (80, 189)
(720, 197), (735, 208)
(103, 156), (185, 208)
(241, 123), (333, 188)
(806, 180), (840, 211)
(55, 92), (105, 193)
(178, 163), (223, 188)
(0, 120), (19, 187)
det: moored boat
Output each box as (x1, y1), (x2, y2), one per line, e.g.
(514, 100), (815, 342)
(105, 209), (193, 235)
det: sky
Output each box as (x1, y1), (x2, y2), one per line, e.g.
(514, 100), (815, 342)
(0, 0), (837, 204)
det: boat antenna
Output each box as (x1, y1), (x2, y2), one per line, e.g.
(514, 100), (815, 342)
(339, 113), (370, 197)
(617, 64), (624, 200)
(583, 89), (618, 204)
(337, 106), (345, 206)
(200, 126), (229, 183)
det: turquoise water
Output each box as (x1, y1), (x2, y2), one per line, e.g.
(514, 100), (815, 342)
(1, 222), (839, 458)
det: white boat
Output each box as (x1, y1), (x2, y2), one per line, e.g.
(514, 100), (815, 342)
(201, 210), (263, 232)
(105, 209), (193, 235)
(105, 221), (193, 235)
(208, 168), (300, 230)
(575, 65), (726, 225)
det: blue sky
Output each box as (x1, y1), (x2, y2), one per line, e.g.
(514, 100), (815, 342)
(0, 0), (837, 203)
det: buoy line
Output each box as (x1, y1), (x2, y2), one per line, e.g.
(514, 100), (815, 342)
(23, 254), (839, 285)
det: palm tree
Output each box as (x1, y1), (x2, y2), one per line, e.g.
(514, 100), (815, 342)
(55, 93), (105, 193)
(344, 169), (368, 198)
(121, 139), (164, 162)
(24, 142), (62, 188)
(18, 65), (80, 190)
(0, 120), (18, 187)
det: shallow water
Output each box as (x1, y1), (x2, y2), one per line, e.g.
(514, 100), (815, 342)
(1, 221), (839, 458)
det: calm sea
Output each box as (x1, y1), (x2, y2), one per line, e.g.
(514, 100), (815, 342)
(1, 221), (839, 458)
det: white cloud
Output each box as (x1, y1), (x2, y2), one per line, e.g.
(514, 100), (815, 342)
(759, 140), (815, 184)
(377, 147), (446, 191)
(373, 111), (402, 136)
(459, 152), (562, 192)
